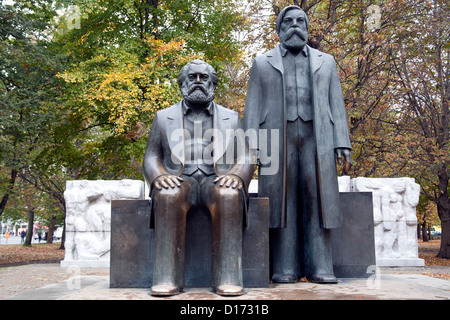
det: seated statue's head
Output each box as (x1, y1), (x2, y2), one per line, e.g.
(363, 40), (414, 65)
(178, 59), (218, 106)
(276, 5), (309, 52)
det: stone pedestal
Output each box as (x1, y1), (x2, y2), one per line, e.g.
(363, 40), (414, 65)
(109, 200), (153, 285)
(331, 192), (376, 278)
(110, 197), (270, 288)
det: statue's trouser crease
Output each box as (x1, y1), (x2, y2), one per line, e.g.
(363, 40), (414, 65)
(152, 171), (244, 293)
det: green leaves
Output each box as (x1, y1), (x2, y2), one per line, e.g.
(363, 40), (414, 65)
(51, 0), (248, 180)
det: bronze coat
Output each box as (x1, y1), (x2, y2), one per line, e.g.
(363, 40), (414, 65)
(244, 44), (351, 229)
(143, 101), (254, 196)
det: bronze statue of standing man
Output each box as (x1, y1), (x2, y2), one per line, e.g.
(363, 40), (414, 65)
(244, 5), (352, 283)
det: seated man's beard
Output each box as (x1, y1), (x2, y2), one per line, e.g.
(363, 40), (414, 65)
(280, 27), (308, 50)
(181, 84), (215, 105)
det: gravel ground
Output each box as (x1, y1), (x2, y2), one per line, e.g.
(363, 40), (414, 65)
(0, 263), (108, 299)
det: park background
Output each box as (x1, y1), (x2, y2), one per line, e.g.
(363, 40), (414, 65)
(0, 0), (448, 262)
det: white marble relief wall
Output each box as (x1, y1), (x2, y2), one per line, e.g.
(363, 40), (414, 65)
(61, 177), (423, 268)
(351, 177), (424, 266)
(61, 180), (144, 268)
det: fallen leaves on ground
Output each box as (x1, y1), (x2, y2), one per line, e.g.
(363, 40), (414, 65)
(418, 240), (450, 266)
(418, 239), (450, 280)
(421, 272), (450, 280)
(0, 243), (65, 266)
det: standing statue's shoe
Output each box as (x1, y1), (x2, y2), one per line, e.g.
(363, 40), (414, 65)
(271, 273), (299, 283)
(214, 285), (245, 296)
(309, 274), (338, 284)
(150, 284), (182, 296)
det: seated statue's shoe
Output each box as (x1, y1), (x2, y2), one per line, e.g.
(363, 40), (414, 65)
(271, 273), (298, 283)
(150, 284), (181, 296)
(215, 285), (245, 296)
(309, 274), (338, 284)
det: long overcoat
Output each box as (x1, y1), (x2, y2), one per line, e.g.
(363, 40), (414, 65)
(244, 44), (352, 229)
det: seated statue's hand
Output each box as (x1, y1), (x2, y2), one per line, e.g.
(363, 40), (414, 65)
(154, 175), (184, 190)
(213, 175), (243, 191)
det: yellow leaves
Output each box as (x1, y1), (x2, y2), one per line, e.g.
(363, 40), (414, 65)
(59, 36), (197, 137)
(56, 71), (78, 84)
(145, 36), (186, 58)
(78, 31), (93, 45)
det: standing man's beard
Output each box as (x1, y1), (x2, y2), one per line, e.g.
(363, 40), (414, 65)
(181, 84), (216, 105)
(280, 27), (308, 51)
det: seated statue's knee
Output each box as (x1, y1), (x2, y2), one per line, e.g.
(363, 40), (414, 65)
(215, 185), (241, 201)
(154, 186), (184, 202)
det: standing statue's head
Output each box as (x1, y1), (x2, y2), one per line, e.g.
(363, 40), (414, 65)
(178, 59), (218, 107)
(276, 5), (309, 52)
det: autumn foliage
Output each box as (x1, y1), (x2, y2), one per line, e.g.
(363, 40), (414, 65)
(0, 1), (448, 257)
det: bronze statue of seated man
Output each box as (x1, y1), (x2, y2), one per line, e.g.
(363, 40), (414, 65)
(143, 60), (253, 296)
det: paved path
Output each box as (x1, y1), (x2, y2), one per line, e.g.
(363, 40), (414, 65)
(1, 264), (449, 301)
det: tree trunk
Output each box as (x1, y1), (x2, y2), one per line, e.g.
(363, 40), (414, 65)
(436, 164), (450, 258)
(24, 207), (35, 247)
(422, 221), (428, 242)
(0, 169), (18, 217)
(438, 220), (450, 259)
(59, 218), (66, 250)
(46, 215), (57, 244)
(151, 0), (159, 37)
